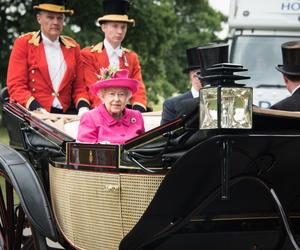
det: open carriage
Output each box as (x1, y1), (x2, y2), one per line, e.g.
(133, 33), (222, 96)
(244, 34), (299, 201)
(2, 87), (300, 249)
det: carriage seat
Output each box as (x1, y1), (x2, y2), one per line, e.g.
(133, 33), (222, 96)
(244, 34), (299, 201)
(31, 110), (162, 140)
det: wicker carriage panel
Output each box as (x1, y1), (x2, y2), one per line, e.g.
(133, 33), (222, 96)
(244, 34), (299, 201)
(120, 174), (164, 235)
(49, 165), (123, 250)
(49, 164), (165, 249)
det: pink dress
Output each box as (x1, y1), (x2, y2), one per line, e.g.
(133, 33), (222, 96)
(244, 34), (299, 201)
(77, 104), (145, 144)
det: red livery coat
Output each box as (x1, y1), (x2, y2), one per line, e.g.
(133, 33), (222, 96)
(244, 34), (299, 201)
(7, 31), (90, 112)
(81, 42), (147, 109)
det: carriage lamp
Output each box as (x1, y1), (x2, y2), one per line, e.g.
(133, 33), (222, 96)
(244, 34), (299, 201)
(199, 63), (252, 130)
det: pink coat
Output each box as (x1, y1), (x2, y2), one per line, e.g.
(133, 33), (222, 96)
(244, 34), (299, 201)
(77, 104), (145, 144)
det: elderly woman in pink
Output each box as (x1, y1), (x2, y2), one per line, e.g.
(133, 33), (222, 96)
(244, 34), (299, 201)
(77, 69), (145, 144)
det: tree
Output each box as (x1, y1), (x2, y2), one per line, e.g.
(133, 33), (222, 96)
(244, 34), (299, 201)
(0, 0), (226, 106)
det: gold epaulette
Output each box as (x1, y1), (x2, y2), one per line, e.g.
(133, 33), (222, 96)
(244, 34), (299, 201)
(122, 47), (131, 53)
(90, 42), (103, 53)
(28, 31), (41, 46)
(60, 35), (76, 48)
(19, 31), (35, 38)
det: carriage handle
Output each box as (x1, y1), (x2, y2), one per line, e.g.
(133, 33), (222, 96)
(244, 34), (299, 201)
(125, 151), (158, 174)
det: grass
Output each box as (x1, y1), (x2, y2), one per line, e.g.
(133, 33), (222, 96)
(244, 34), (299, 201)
(0, 125), (8, 145)
(0, 124), (20, 205)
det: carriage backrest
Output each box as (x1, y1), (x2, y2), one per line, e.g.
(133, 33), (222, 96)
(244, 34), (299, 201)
(0, 87), (9, 105)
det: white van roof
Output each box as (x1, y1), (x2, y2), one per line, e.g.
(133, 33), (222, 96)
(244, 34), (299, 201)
(229, 0), (300, 30)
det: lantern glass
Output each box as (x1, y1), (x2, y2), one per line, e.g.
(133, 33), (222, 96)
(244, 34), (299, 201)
(200, 87), (253, 129)
(199, 88), (218, 129)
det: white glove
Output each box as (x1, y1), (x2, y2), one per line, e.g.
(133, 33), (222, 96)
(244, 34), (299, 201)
(78, 107), (89, 117)
(34, 108), (48, 114)
(99, 141), (111, 144)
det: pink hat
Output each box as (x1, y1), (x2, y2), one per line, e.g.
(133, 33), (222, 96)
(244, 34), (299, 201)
(90, 69), (138, 96)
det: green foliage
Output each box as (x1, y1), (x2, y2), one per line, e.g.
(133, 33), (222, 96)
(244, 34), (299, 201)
(0, 0), (226, 105)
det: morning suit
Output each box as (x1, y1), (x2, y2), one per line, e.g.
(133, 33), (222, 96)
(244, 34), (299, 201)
(161, 91), (193, 125)
(81, 42), (147, 109)
(77, 104), (145, 144)
(270, 87), (300, 111)
(7, 31), (90, 113)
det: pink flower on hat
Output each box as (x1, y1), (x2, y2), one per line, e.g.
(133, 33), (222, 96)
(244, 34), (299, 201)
(90, 68), (138, 96)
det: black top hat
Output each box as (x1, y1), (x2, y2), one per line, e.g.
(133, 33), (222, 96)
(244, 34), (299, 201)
(98, 0), (135, 26)
(184, 46), (202, 73)
(276, 41), (300, 76)
(33, 0), (74, 15)
(197, 43), (229, 74)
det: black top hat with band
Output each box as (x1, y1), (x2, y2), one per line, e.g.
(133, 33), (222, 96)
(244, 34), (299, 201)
(33, 0), (74, 15)
(276, 41), (300, 76)
(97, 0), (135, 26)
(197, 43), (229, 75)
(183, 46), (203, 73)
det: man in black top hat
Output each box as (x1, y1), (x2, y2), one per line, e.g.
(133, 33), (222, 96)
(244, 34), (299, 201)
(160, 46), (202, 125)
(270, 41), (300, 111)
(81, 0), (147, 112)
(160, 43), (229, 125)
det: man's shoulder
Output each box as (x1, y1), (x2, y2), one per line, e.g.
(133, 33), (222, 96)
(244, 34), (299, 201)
(12, 31), (41, 47)
(18, 31), (36, 39)
(82, 42), (104, 53)
(123, 47), (139, 57)
(165, 91), (192, 103)
(16, 31), (39, 44)
(60, 35), (78, 48)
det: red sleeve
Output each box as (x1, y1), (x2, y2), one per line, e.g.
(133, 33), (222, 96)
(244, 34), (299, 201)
(7, 37), (33, 107)
(128, 53), (147, 109)
(71, 44), (90, 108)
(81, 48), (101, 108)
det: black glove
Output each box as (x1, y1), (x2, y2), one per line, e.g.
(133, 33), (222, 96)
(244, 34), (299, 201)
(132, 104), (147, 113)
(29, 99), (42, 111)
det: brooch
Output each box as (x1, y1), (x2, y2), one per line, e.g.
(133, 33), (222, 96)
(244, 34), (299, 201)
(131, 117), (137, 124)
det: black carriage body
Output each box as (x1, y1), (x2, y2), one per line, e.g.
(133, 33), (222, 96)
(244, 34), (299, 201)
(2, 102), (300, 249)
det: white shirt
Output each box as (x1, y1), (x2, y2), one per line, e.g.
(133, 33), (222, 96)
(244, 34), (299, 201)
(104, 39), (122, 69)
(42, 33), (66, 109)
(191, 86), (199, 98)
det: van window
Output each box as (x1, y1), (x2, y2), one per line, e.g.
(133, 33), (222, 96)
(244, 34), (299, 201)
(231, 36), (298, 88)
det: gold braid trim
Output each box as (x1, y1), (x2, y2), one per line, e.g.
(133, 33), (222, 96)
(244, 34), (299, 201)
(122, 47), (131, 53)
(28, 31), (41, 46)
(60, 36), (76, 49)
(90, 42), (103, 53)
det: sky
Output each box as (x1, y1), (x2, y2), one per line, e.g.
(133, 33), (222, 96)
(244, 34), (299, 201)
(208, 0), (231, 39)
(208, 0), (230, 15)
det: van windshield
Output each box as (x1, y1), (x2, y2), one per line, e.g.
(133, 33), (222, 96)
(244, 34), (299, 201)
(231, 36), (297, 88)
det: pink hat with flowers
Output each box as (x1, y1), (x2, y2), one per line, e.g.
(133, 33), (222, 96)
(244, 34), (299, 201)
(90, 68), (138, 96)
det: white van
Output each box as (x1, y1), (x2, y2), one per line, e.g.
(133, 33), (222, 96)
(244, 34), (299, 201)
(229, 0), (300, 107)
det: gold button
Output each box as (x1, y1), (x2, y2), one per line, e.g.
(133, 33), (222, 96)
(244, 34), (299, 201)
(31, 70), (35, 74)
(32, 88), (36, 92)
(51, 92), (56, 96)
(57, 93), (59, 97)
(32, 79), (35, 83)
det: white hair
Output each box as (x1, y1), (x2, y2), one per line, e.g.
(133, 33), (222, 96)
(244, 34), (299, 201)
(97, 88), (132, 103)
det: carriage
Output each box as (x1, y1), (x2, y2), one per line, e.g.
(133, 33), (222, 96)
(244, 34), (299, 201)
(2, 65), (300, 249)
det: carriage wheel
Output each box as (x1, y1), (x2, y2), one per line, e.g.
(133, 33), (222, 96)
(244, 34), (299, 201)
(0, 173), (48, 250)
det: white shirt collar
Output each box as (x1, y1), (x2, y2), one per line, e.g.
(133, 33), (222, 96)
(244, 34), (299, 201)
(104, 39), (123, 57)
(191, 86), (199, 98)
(41, 32), (60, 47)
(292, 84), (300, 95)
